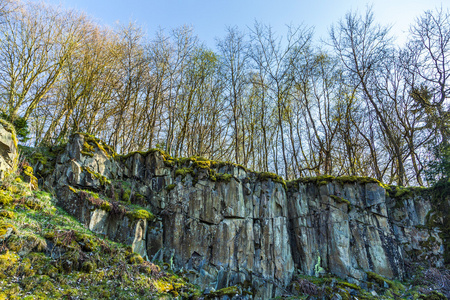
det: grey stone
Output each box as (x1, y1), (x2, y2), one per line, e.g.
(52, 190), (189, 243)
(0, 121), (18, 180)
(48, 133), (445, 298)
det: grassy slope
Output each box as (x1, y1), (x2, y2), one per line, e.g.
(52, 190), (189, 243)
(0, 171), (200, 300)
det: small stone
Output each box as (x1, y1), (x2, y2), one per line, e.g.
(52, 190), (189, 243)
(371, 290), (378, 296)
(350, 289), (358, 296)
(0, 226), (13, 241)
(331, 293), (343, 300)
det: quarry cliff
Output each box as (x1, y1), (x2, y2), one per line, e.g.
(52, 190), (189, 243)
(35, 133), (448, 298)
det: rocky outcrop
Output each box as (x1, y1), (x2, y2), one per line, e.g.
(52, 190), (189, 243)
(0, 120), (18, 180)
(288, 181), (405, 282)
(46, 133), (446, 298)
(386, 193), (445, 268)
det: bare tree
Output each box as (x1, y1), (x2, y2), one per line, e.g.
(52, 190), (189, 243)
(0, 2), (85, 121)
(405, 7), (450, 146)
(217, 26), (249, 164)
(330, 8), (409, 185)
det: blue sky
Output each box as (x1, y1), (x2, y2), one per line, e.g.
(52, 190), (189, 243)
(38, 0), (446, 48)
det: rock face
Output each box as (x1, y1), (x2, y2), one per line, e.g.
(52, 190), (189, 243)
(47, 134), (445, 298)
(0, 120), (18, 180)
(288, 182), (404, 282)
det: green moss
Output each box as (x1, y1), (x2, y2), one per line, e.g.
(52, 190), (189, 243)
(419, 291), (447, 300)
(20, 144), (66, 179)
(0, 209), (15, 219)
(291, 175), (382, 188)
(0, 189), (13, 206)
(209, 286), (240, 297)
(335, 176), (380, 185)
(24, 198), (42, 210)
(79, 189), (99, 199)
(81, 261), (95, 273)
(31, 152), (47, 166)
(164, 159), (176, 167)
(43, 231), (55, 239)
(366, 272), (404, 294)
(68, 186), (78, 193)
(122, 189), (131, 202)
(76, 189), (113, 213)
(366, 271), (386, 286)
(83, 167), (110, 186)
(193, 159), (211, 169)
(126, 209), (154, 221)
(337, 281), (361, 290)
(118, 148), (172, 162)
(128, 253), (144, 265)
(0, 250), (19, 277)
(330, 195), (351, 209)
(258, 172), (287, 189)
(100, 202), (111, 212)
(76, 132), (116, 158)
(166, 184), (176, 191)
(385, 185), (428, 200)
(216, 173), (233, 182)
(175, 167), (194, 178)
(0, 221), (16, 239)
(7, 233), (46, 253)
(0, 118), (18, 149)
(135, 193), (145, 202)
(395, 186), (412, 198)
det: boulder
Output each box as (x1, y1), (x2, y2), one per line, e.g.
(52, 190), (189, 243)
(0, 120), (18, 180)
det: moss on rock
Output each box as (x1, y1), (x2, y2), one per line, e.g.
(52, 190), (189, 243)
(258, 172), (287, 189)
(208, 286), (240, 298)
(0, 221), (16, 240)
(82, 166), (110, 186)
(126, 209), (154, 221)
(0, 189), (13, 206)
(330, 195), (351, 210)
(77, 132), (116, 158)
(0, 209), (15, 219)
(175, 167), (194, 178)
(165, 184), (176, 191)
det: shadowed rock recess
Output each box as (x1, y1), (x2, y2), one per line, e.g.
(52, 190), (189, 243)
(43, 133), (445, 298)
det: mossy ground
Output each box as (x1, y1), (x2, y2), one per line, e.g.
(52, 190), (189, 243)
(287, 273), (448, 300)
(0, 171), (200, 299)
